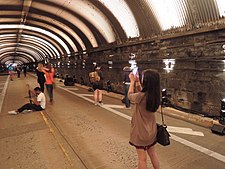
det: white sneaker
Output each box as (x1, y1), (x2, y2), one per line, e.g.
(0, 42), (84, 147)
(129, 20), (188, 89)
(8, 110), (17, 115)
(21, 110), (33, 113)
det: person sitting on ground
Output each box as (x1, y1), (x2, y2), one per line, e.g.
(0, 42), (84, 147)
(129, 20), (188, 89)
(8, 87), (46, 115)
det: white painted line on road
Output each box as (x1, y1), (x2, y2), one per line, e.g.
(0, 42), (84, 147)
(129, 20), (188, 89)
(0, 76), (9, 112)
(103, 104), (125, 109)
(167, 126), (204, 136)
(171, 134), (225, 163)
(100, 104), (131, 120)
(60, 87), (79, 90)
(79, 94), (93, 97)
(58, 86), (225, 164)
(58, 86), (131, 121)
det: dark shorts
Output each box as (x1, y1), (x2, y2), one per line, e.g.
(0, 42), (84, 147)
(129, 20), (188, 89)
(129, 141), (157, 150)
(92, 82), (103, 90)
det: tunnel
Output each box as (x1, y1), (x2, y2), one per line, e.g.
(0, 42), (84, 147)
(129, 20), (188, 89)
(0, 1), (225, 169)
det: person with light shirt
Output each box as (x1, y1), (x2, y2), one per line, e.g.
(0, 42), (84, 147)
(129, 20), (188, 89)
(8, 87), (46, 115)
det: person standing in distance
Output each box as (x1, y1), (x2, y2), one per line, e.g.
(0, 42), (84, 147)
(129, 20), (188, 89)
(36, 63), (46, 92)
(128, 69), (160, 169)
(16, 65), (22, 78)
(91, 65), (104, 105)
(123, 66), (131, 108)
(8, 65), (14, 81)
(23, 65), (27, 77)
(42, 63), (55, 103)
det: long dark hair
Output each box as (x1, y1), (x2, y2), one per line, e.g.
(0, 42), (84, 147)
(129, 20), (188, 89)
(141, 69), (160, 112)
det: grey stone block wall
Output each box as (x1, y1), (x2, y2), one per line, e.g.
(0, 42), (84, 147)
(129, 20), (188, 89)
(56, 29), (225, 117)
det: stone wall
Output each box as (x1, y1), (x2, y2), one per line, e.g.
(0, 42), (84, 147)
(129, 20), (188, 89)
(57, 29), (225, 117)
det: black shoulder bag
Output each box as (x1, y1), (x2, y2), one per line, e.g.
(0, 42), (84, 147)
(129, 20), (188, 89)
(157, 106), (170, 146)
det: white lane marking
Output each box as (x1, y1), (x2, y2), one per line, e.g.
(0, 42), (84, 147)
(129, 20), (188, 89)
(79, 94), (93, 97)
(167, 126), (204, 136)
(171, 134), (225, 163)
(0, 76), (9, 112)
(104, 104), (126, 109)
(58, 86), (79, 90)
(58, 86), (131, 121)
(100, 104), (131, 120)
(58, 86), (225, 163)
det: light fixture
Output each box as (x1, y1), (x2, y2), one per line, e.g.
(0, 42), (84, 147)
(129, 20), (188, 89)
(163, 59), (175, 73)
(219, 99), (225, 125)
(108, 60), (113, 69)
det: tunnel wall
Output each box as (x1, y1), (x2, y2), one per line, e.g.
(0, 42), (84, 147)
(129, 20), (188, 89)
(57, 28), (225, 117)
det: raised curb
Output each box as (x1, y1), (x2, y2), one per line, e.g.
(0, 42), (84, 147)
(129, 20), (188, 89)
(162, 107), (216, 128)
(72, 83), (220, 128)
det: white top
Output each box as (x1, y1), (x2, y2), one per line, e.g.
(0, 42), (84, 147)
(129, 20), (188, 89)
(37, 92), (46, 109)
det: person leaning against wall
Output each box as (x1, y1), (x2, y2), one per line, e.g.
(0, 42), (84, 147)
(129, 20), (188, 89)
(128, 69), (160, 169)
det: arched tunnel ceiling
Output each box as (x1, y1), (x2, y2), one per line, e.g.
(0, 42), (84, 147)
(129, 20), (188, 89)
(0, 0), (225, 65)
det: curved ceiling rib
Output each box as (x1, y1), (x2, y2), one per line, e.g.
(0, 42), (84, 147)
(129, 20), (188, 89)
(0, 52), (35, 63)
(27, 10), (92, 50)
(0, 36), (54, 58)
(0, 29), (67, 59)
(47, 0), (116, 43)
(29, 16), (84, 51)
(0, 46), (43, 62)
(0, 42), (48, 59)
(0, 0), (225, 66)
(21, 39), (57, 58)
(0, 30), (65, 62)
(22, 31), (65, 57)
(32, 1), (101, 48)
(21, 34), (60, 57)
(28, 20), (78, 52)
(0, 24), (70, 53)
(26, 22), (75, 53)
(97, 0), (139, 38)
(1, 10), (74, 56)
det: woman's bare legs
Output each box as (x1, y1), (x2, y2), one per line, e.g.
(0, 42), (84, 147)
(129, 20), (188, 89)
(93, 89), (103, 104)
(136, 149), (147, 169)
(136, 146), (160, 169)
(98, 90), (102, 102)
(147, 146), (160, 169)
(94, 89), (98, 104)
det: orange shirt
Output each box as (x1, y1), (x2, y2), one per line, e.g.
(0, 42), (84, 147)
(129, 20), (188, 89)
(43, 68), (54, 85)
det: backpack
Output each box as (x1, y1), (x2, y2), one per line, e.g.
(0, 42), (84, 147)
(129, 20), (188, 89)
(89, 71), (100, 83)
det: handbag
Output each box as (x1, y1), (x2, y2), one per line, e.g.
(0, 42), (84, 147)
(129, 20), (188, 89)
(157, 106), (170, 146)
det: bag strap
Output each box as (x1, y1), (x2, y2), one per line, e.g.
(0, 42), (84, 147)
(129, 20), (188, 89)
(160, 106), (165, 125)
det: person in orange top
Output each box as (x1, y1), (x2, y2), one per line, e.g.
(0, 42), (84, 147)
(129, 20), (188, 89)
(43, 63), (55, 103)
